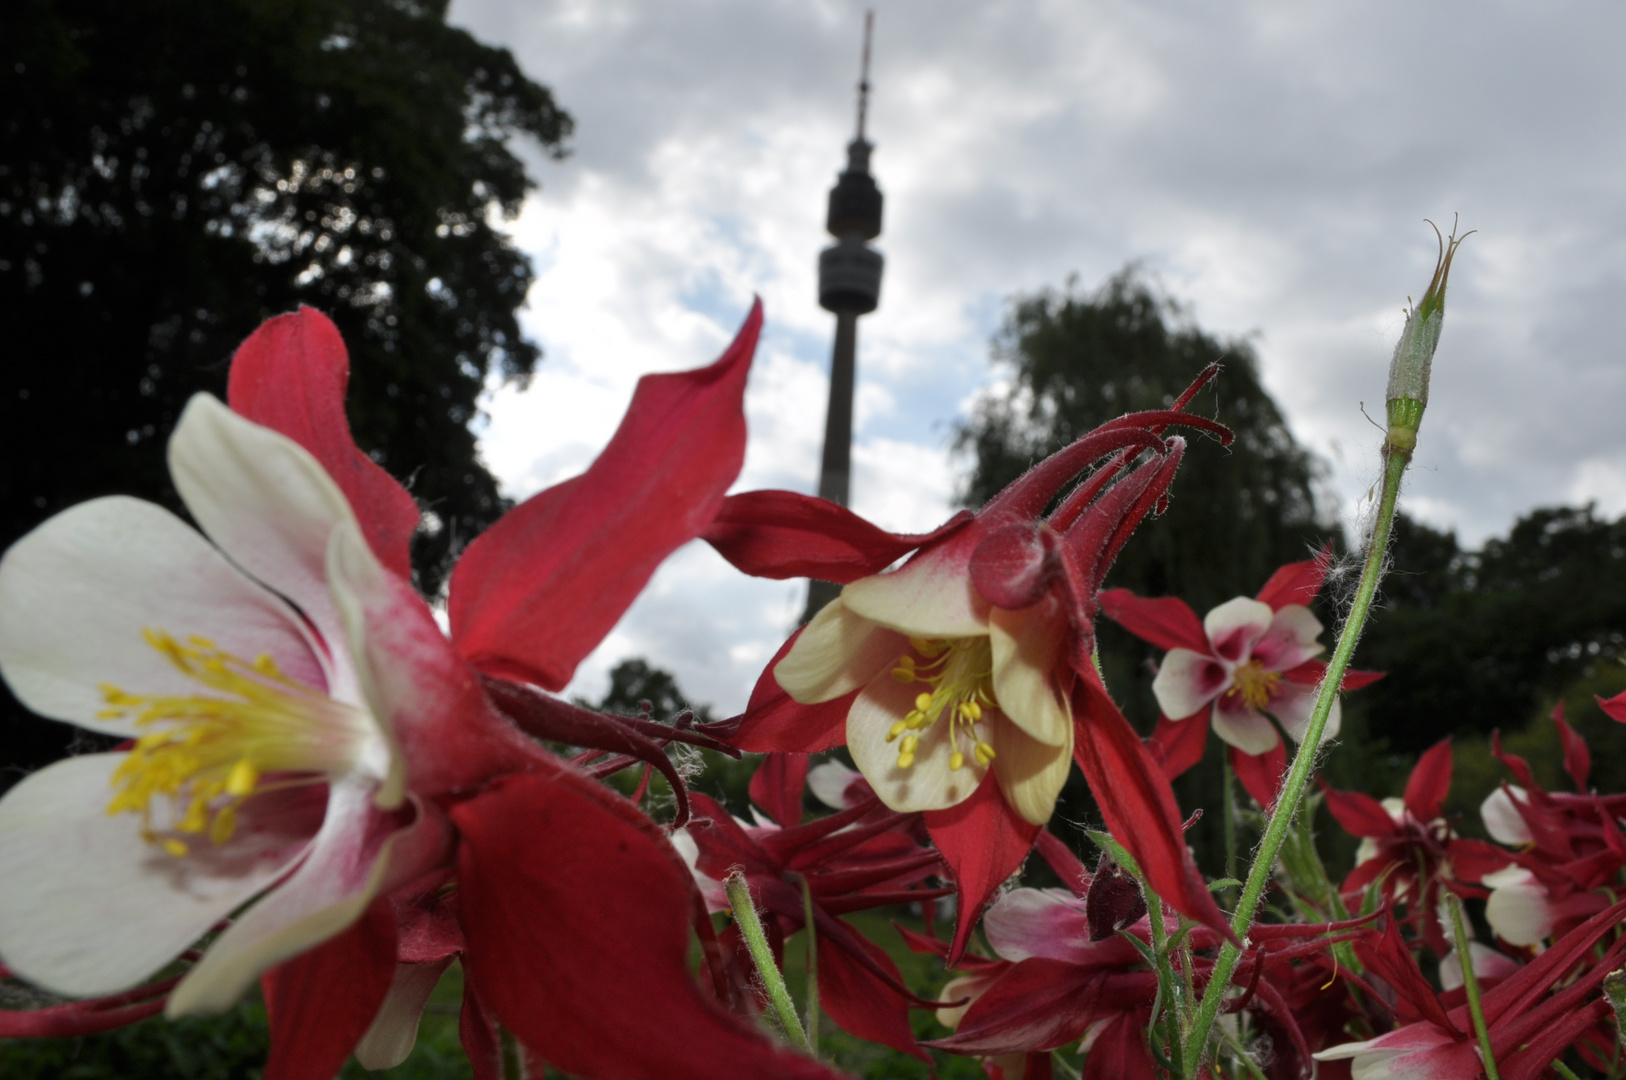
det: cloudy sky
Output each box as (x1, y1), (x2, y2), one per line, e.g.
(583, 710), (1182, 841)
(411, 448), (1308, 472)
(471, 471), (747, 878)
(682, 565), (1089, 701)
(445, 0), (1626, 714)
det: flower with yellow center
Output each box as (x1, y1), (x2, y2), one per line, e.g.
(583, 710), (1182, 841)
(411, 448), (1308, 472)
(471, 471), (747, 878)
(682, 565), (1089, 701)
(1150, 595), (1333, 755)
(0, 392), (444, 1016)
(774, 540), (1073, 826)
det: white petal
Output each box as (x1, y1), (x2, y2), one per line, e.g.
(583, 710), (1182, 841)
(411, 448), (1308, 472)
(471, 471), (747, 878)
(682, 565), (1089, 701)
(354, 958), (455, 1070)
(1481, 786), (1534, 846)
(168, 776), (405, 1015)
(1438, 942), (1519, 993)
(1267, 681), (1340, 743)
(0, 754), (315, 997)
(989, 601), (1070, 747)
(1202, 597), (1275, 663)
(841, 540), (988, 638)
(1251, 604), (1325, 671)
(669, 829), (730, 912)
(1483, 865), (1554, 946)
(935, 974), (985, 1031)
(847, 672), (986, 814)
(1210, 699), (1281, 755)
(1152, 648), (1229, 720)
(774, 598), (904, 704)
(806, 760), (864, 809)
(990, 713), (1073, 826)
(983, 888), (1090, 962)
(168, 394), (361, 693)
(0, 497), (328, 736)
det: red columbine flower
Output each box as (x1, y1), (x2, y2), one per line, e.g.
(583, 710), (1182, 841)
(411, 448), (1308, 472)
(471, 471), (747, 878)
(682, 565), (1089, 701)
(1100, 552), (1382, 809)
(0, 306), (837, 1080)
(675, 753), (949, 1058)
(703, 374), (1237, 954)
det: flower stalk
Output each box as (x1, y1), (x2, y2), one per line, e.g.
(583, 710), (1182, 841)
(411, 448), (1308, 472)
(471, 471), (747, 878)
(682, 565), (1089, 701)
(1446, 892), (1500, 1080)
(725, 870), (812, 1054)
(1180, 226), (1464, 1074)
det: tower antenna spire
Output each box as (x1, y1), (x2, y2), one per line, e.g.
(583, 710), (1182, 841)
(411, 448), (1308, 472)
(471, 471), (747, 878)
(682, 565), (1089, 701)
(856, 10), (874, 140)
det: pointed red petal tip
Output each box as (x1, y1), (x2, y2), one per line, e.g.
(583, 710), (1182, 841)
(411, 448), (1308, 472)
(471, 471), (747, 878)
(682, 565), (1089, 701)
(1098, 589), (1209, 654)
(1598, 688), (1626, 724)
(924, 774), (1040, 963)
(1552, 702), (1592, 792)
(1403, 738), (1453, 821)
(227, 307), (421, 580)
(1254, 543), (1334, 611)
(449, 301), (760, 690)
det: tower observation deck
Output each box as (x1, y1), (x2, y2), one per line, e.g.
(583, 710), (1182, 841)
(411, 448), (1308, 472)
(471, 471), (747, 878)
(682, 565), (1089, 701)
(804, 13), (883, 622)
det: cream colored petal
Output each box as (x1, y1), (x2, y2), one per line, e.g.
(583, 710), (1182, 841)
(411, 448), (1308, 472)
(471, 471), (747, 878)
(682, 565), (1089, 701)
(169, 394), (362, 697)
(847, 672), (986, 814)
(806, 760), (864, 810)
(990, 712), (1073, 826)
(1483, 865), (1554, 946)
(0, 754), (316, 997)
(774, 598), (904, 704)
(1210, 699), (1281, 756)
(1481, 786), (1534, 846)
(988, 601), (1070, 748)
(840, 540), (988, 638)
(1202, 597), (1274, 663)
(1152, 647), (1229, 721)
(0, 496), (329, 737)
(354, 957), (455, 1070)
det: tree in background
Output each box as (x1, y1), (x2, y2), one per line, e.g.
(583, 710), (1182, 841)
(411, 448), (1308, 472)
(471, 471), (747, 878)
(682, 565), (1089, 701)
(1, 0), (570, 774)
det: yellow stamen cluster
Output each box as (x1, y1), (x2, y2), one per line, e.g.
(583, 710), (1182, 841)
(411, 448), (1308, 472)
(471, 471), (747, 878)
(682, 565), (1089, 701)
(101, 629), (357, 856)
(886, 636), (997, 772)
(1226, 659), (1282, 712)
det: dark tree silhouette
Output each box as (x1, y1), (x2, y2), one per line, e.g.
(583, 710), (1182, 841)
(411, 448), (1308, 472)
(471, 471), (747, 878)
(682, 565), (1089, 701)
(1, 0), (571, 776)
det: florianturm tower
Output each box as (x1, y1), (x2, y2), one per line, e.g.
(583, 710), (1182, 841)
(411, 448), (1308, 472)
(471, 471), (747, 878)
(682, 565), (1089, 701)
(803, 12), (883, 622)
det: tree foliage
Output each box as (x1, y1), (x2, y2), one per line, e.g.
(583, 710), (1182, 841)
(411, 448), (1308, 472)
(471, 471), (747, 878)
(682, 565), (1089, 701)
(1, 0), (570, 774)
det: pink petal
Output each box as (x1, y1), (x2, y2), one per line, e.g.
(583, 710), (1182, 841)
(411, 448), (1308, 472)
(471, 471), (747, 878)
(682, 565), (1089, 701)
(260, 897), (397, 1080)
(448, 303), (759, 691)
(226, 308), (420, 581)
(1210, 696), (1281, 755)
(983, 889), (1091, 962)
(451, 769), (842, 1080)
(1098, 589), (1210, 653)
(703, 488), (971, 582)
(1151, 648), (1228, 721)
(168, 778), (414, 1016)
(1201, 597), (1274, 663)
(1250, 604), (1324, 672)
(1263, 678), (1337, 744)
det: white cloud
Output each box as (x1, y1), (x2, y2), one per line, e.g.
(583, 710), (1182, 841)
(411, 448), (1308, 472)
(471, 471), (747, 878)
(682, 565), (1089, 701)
(449, 0), (1626, 712)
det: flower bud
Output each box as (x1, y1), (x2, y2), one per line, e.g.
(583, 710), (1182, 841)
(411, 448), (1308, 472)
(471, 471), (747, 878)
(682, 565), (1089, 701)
(1386, 219), (1471, 450)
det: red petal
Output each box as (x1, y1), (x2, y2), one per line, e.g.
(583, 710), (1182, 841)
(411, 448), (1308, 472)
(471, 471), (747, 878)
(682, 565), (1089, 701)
(817, 931), (929, 1060)
(1034, 829), (1092, 898)
(1491, 730), (1539, 791)
(452, 769), (839, 1080)
(749, 752), (810, 827)
(1279, 659), (1385, 690)
(449, 302), (760, 690)
(924, 772), (1040, 963)
(1071, 673), (1234, 942)
(261, 897), (398, 1080)
(226, 308), (420, 580)
(0, 988), (168, 1037)
(1403, 738), (1453, 821)
(1148, 709), (1212, 781)
(1253, 546), (1332, 611)
(703, 489), (972, 582)
(1230, 742), (1288, 813)
(1351, 917), (1456, 1032)
(1098, 590), (1210, 653)
(1321, 783), (1399, 839)
(727, 630), (850, 753)
(1598, 688), (1626, 724)
(929, 957), (1101, 1054)
(1552, 703), (1592, 792)
(458, 969), (503, 1080)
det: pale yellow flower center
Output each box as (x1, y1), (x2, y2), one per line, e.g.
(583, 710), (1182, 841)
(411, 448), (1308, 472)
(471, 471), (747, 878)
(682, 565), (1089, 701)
(99, 629), (367, 856)
(886, 636), (997, 772)
(1227, 659), (1281, 711)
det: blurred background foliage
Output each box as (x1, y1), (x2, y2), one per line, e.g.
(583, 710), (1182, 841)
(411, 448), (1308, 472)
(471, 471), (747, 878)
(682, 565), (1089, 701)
(1, 0), (570, 777)
(3, 0), (1626, 1075)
